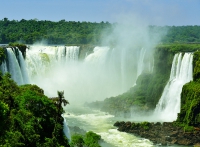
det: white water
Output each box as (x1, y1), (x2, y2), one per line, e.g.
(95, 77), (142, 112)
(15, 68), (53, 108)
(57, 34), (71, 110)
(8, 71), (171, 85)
(26, 46), (148, 102)
(6, 48), (30, 85)
(18, 50), (30, 84)
(0, 61), (8, 74)
(24, 45), (154, 146)
(137, 48), (146, 78)
(154, 53), (193, 122)
(63, 116), (71, 141)
(0, 47), (30, 85)
(0, 45), (193, 146)
(63, 105), (153, 147)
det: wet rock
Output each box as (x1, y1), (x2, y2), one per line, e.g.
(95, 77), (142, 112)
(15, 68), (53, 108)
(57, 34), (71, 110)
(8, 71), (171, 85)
(114, 121), (200, 146)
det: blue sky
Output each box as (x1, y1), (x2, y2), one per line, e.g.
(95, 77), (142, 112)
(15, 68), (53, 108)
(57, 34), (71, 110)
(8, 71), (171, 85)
(0, 0), (200, 26)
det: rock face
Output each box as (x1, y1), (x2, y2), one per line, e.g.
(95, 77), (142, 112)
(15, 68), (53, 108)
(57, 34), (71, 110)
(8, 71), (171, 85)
(114, 121), (200, 146)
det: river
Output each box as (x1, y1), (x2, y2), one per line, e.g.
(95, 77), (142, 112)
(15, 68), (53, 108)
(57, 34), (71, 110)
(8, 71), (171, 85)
(64, 104), (154, 147)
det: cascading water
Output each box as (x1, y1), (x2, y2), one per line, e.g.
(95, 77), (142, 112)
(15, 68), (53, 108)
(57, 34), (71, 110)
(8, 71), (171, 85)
(18, 50), (30, 84)
(0, 47), (30, 85)
(24, 45), (153, 146)
(137, 48), (146, 78)
(0, 61), (8, 74)
(5, 48), (30, 85)
(0, 45), (154, 146)
(66, 46), (79, 61)
(27, 45), (148, 101)
(154, 52), (193, 122)
(26, 45), (80, 78)
(1, 44), (194, 146)
(63, 116), (71, 141)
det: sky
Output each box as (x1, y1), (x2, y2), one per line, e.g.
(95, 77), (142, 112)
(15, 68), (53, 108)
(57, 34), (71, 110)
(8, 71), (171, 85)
(0, 0), (200, 26)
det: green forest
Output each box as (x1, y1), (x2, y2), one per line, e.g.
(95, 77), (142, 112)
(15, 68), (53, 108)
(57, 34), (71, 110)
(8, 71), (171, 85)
(1, 18), (200, 146)
(0, 18), (200, 44)
(0, 72), (101, 146)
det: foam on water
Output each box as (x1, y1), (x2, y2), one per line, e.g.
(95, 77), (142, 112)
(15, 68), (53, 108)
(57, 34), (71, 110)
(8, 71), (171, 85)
(63, 105), (153, 147)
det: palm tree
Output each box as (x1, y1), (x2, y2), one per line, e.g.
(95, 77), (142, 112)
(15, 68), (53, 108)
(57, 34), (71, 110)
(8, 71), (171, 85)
(57, 91), (69, 113)
(51, 90), (69, 115)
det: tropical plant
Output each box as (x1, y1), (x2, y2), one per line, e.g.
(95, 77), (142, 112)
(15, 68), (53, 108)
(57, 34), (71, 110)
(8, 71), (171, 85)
(51, 91), (69, 115)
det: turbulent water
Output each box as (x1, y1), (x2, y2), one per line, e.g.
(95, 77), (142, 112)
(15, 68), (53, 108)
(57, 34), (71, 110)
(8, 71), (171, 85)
(24, 45), (155, 146)
(63, 105), (154, 147)
(0, 45), (193, 147)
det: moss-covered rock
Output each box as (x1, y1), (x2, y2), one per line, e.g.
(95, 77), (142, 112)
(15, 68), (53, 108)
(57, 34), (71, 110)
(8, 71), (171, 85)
(177, 81), (200, 126)
(78, 44), (95, 60)
(176, 51), (200, 127)
(193, 51), (200, 82)
(9, 43), (27, 59)
(99, 45), (174, 115)
(0, 47), (6, 65)
(114, 121), (200, 146)
(39, 53), (50, 63)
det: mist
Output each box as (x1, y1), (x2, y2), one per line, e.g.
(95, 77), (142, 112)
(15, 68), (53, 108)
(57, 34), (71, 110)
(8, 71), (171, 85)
(26, 16), (166, 106)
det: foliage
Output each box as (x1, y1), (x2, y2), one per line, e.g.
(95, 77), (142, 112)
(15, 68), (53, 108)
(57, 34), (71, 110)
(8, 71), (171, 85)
(70, 134), (84, 147)
(184, 125), (194, 132)
(140, 121), (151, 130)
(84, 131), (101, 147)
(0, 18), (200, 45)
(99, 45), (175, 115)
(90, 43), (200, 117)
(131, 122), (151, 130)
(193, 51), (200, 82)
(0, 47), (6, 65)
(51, 91), (69, 115)
(160, 25), (200, 43)
(0, 101), (9, 133)
(176, 51), (200, 128)
(8, 43), (27, 58)
(156, 43), (200, 53)
(0, 18), (112, 45)
(177, 81), (200, 127)
(70, 131), (101, 147)
(0, 72), (70, 146)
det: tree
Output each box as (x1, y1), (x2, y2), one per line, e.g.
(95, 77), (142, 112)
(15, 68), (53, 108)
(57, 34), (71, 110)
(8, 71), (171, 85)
(52, 91), (69, 115)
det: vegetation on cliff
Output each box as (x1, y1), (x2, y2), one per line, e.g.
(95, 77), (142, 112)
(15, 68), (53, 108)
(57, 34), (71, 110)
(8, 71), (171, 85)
(112, 45), (200, 146)
(88, 44), (200, 116)
(70, 131), (101, 147)
(0, 45), (102, 146)
(8, 43), (27, 59)
(0, 72), (70, 147)
(0, 47), (6, 65)
(176, 51), (200, 128)
(114, 121), (200, 146)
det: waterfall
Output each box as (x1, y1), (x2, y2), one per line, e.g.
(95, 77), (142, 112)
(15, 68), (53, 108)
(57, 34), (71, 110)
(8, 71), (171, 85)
(6, 48), (24, 85)
(18, 50), (30, 84)
(26, 45), (151, 101)
(0, 61), (8, 74)
(63, 116), (71, 141)
(56, 46), (66, 63)
(26, 46), (80, 78)
(66, 46), (79, 61)
(84, 46), (109, 66)
(55, 46), (79, 63)
(137, 48), (146, 78)
(154, 52), (193, 121)
(0, 48), (30, 85)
